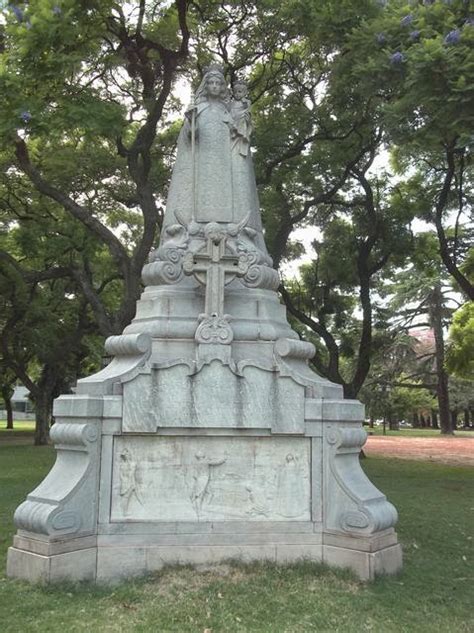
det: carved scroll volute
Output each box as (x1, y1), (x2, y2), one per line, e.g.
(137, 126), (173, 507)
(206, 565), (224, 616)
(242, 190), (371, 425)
(325, 425), (398, 535)
(14, 420), (101, 537)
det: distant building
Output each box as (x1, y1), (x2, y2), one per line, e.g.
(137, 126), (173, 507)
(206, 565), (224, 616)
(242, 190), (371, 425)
(11, 386), (34, 414)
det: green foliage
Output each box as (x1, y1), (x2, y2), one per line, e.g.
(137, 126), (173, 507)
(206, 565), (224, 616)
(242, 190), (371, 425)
(389, 383), (436, 420)
(0, 0), (471, 416)
(447, 302), (474, 379)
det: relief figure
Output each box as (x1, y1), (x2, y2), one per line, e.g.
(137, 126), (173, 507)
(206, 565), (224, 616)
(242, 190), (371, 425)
(118, 448), (143, 516)
(276, 453), (306, 519)
(188, 451), (227, 518)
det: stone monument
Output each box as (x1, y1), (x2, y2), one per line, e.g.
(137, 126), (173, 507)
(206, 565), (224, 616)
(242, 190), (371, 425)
(7, 65), (402, 583)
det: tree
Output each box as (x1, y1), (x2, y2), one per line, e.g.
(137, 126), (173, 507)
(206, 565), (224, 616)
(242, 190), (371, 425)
(363, 0), (474, 297)
(447, 302), (474, 380)
(448, 376), (474, 428)
(386, 232), (460, 434)
(0, 252), (100, 443)
(0, 0), (190, 335)
(0, 365), (16, 430)
(0, 0), (471, 421)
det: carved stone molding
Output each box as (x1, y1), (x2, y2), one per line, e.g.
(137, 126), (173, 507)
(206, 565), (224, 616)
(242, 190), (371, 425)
(50, 421), (98, 448)
(105, 333), (152, 357)
(275, 338), (316, 360)
(324, 424), (398, 535)
(76, 334), (152, 396)
(14, 420), (101, 538)
(326, 427), (367, 449)
(142, 246), (186, 285)
(242, 262), (280, 290)
(195, 313), (234, 345)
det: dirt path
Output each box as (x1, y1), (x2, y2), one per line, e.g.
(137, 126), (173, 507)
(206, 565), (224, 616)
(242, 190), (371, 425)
(365, 435), (474, 467)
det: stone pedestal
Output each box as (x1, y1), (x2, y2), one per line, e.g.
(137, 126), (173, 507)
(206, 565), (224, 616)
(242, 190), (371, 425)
(7, 65), (402, 583)
(7, 283), (402, 583)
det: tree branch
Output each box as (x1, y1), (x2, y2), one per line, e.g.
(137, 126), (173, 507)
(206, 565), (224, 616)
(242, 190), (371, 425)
(14, 137), (131, 280)
(434, 148), (474, 299)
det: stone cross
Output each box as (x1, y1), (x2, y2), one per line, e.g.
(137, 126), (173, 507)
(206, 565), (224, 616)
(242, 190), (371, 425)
(183, 227), (249, 344)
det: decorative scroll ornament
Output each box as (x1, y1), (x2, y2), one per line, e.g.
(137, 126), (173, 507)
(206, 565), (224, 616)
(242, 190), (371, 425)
(243, 262), (280, 290)
(195, 313), (234, 345)
(142, 224), (189, 286)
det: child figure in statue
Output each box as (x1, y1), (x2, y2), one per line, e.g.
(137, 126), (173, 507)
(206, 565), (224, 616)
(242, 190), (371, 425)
(230, 79), (252, 157)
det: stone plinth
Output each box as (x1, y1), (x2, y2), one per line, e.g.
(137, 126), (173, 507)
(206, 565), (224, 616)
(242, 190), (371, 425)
(7, 328), (402, 583)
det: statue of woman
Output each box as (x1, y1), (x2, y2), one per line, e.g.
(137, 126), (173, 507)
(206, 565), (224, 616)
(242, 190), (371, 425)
(163, 65), (262, 238)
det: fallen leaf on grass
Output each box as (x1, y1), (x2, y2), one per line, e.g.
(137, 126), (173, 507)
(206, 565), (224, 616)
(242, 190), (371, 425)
(122, 603), (138, 610)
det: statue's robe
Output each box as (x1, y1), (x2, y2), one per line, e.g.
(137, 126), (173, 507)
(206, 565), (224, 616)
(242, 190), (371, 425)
(164, 99), (262, 236)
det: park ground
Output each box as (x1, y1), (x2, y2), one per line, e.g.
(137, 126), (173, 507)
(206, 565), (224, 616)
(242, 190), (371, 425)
(0, 425), (473, 632)
(366, 434), (474, 466)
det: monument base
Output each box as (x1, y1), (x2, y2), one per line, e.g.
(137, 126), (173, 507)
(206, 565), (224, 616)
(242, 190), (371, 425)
(7, 334), (402, 585)
(8, 530), (401, 584)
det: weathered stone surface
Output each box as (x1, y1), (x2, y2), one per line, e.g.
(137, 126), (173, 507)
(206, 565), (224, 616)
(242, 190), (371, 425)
(323, 542), (403, 581)
(122, 363), (305, 433)
(110, 436), (311, 522)
(7, 65), (401, 584)
(7, 547), (97, 583)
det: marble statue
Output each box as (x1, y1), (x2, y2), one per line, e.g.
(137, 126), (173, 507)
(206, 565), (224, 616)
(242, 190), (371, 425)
(230, 79), (253, 157)
(164, 66), (263, 239)
(7, 65), (402, 584)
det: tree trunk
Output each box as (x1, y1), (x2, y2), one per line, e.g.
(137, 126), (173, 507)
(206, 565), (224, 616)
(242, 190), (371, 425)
(389, 414), (399, 431)
(431, 409), (439, 430)
(463, 410), (470, 428)
(369, 414), (374, 429)
(34, 392), (51, 445)
(451, 410), (458, 432)
(2, 389), (14, 430)
(420, 413), (426, 428)
(430, 284), (452, 434)
(412, 412), (420, 428)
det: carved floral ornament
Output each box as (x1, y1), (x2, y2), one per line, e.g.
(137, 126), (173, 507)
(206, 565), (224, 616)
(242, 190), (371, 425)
(144, 221), (279, 291)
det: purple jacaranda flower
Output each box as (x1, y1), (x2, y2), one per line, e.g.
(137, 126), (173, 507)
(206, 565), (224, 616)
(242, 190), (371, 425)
(9, 5), (24, 22)
(376, 33), (387, 45)
(390, 51), (405, 65)
(20, 111), (31, 123)
(52, 5), (61, 15)
(444, 29), (461, 45)
(409, 30), (421, 41)
(401, 15), (414, 27)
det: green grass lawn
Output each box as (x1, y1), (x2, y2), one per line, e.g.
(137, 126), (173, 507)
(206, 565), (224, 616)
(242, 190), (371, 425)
(367, 425), (474, 438)
(0, 444), (473, 632)
(3, 419), (473, 440)
(0, 420), (35, 434)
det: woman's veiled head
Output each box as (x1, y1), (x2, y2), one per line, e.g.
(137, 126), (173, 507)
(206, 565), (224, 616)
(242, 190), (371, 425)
(195, 66), (229, 103)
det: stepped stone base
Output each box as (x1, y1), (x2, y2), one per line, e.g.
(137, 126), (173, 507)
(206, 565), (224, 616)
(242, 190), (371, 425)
(7, 382), (402, 583)
(7, 286), (402, 584)
(8, 531), (401, 584)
